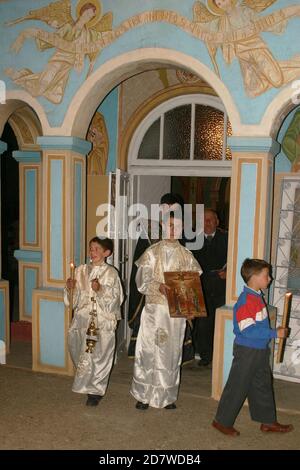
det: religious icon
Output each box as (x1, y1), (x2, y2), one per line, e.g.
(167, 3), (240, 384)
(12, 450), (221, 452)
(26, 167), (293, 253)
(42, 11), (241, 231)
(164, 271), (207, 318)
(87, 112), (109, 175)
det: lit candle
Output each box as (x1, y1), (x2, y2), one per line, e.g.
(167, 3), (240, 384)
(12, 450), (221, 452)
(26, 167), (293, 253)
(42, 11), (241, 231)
(276, 292), (292, 364)
(70, 262), (75, 280)
(69, 262), (75, 321)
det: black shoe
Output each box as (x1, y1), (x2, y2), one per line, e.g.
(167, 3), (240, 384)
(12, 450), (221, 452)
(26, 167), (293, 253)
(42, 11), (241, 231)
(165, 403), (176, 409)
(198, 359), (210, 367)
(86, 394), (102, 406)
(135, 401), (149, 410)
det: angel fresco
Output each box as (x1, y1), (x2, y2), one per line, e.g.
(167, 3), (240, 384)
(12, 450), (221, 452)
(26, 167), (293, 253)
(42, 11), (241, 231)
(193, 0), (300, 97)
(87, 112), (109, 175)
(5, 0), (113, 104)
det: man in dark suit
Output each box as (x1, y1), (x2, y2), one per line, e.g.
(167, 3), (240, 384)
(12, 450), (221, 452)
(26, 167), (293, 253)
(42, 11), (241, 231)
(192, 209), (228, 366)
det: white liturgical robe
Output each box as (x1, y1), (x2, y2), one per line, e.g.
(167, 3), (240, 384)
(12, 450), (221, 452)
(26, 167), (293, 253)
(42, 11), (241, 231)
(130, 240), (202, 408)
(64, 262), (123, 396)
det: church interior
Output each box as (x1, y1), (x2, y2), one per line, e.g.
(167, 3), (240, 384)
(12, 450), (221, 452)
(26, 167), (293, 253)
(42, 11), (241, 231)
(1, 0), (300, 451)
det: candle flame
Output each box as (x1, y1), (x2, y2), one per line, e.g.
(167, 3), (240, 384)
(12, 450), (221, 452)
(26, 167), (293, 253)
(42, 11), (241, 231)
(70, 262), (74, 269)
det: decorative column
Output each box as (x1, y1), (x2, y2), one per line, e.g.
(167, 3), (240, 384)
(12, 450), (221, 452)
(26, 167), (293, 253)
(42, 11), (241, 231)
(0, 140), (10, 357)
(212, 137), (280, 399)
(32, 136), (91, 375)
(13, 151), (42, 323)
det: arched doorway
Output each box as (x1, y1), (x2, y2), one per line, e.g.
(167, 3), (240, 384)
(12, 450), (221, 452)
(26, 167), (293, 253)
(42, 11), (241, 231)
(82, 62), (234, 356)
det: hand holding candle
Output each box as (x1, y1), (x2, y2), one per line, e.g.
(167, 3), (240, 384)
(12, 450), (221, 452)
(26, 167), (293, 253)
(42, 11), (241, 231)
(276, 292), (292, 364)
(70, 261), (75, 282)
(91, 278), (101, 292)
(68, 262), (75, 319)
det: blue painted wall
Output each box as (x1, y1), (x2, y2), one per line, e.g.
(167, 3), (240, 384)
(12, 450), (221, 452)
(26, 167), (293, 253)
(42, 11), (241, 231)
(1, 1), (300, 128)
(25, 169), (37, 244)
(24, 268), (37, 316)
(223, 318), (234, 387)
(97, 87), (119, 174)
(74, 161), (82, 266)
(50, 159), (63, 280)
(236, 163), (257, 295)
(39, 299), (65, 367)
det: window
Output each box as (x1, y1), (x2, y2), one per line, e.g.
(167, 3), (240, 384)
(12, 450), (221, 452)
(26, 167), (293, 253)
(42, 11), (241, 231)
(135, 95), (232, 162)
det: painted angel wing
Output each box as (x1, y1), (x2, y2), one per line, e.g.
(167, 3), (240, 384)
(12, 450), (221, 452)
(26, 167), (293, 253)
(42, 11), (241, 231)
(6, 0), (73, 28)
(91, 12), (113, 33)
(241, 0), (277, 13)
(193, 1), (216, 23)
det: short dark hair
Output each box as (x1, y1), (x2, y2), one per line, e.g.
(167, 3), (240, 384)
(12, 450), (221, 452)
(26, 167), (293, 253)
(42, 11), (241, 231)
(89, 237), (113, 256)
(241, 258), (271, 284)
(160, 193), (184, 208)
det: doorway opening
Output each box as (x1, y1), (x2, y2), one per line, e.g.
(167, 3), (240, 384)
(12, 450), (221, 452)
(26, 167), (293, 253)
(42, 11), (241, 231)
(171, 176), (230, 230)
(127, 172), (230, 395)
(1, 123), (31, 369)
(84, 67), (233, 369)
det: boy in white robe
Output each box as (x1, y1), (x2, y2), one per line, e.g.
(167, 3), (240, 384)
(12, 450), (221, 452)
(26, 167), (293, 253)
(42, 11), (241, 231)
(131, 214), (202, 410)
(64, 237), (123, 406)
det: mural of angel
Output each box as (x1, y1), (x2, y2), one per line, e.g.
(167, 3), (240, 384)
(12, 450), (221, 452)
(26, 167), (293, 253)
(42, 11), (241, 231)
(5, 0), (113, 104)
(193, 0), (300, 97)
(87, 112), (109, 175)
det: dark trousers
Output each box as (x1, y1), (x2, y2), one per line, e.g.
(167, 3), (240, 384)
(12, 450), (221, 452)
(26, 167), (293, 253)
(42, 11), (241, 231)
(193, 308), (215, 362)
(215, 344), (276, 427)
(193, 294), (222, 362)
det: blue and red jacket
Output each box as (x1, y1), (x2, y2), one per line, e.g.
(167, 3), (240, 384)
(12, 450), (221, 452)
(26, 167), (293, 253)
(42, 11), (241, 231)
(233, 286), (277, 350)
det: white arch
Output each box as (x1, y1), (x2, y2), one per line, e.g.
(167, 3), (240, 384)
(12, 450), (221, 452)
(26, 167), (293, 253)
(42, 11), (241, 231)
(261, 83), (300, 137)
(127, 93), (232, 176)
(0, 90), (50, 137)
(59, 48), (242, 138)
(4, 50), (295, 140)
(128, 93), (228, 166)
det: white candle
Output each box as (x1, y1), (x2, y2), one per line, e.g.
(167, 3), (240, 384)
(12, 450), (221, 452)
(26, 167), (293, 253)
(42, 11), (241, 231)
(276, 292), (292, 363)
(70, 262), (75, 281)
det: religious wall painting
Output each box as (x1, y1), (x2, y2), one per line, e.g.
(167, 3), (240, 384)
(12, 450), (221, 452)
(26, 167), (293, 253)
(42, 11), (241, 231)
(86, 111), (109, 175)
(5, 0), (113, 104)
(282, 111), (300, 173)
(4, 0), (300, 104)
(176, 69), (203, 84)
(193, 0), (300, 97)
